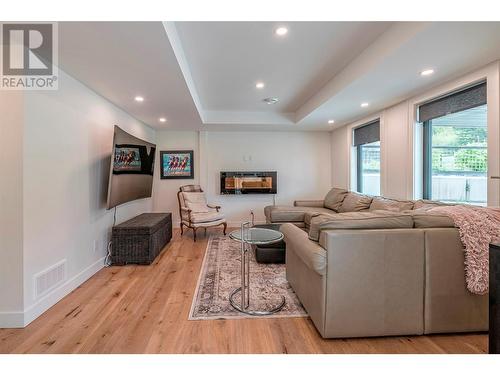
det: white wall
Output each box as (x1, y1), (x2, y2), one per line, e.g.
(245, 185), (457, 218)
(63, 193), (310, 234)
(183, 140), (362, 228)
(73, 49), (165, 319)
(153, 130), (332, 227)
(0, 91), (25, 327)
(152, 131), (200, 224)
(16, 69), (156, 326)
(380, 101), (411, 200)
(331, 61), (500, 204)
(331, 125), (349, 190)
(201, 131), (332, 226)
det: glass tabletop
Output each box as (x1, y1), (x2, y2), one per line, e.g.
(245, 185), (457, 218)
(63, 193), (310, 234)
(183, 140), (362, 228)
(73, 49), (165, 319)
(229, 227), (284, 245)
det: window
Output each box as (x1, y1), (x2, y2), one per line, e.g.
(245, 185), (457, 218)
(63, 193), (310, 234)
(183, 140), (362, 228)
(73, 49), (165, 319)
(353, 120), (380, 195)
(420, 83), (487, 205)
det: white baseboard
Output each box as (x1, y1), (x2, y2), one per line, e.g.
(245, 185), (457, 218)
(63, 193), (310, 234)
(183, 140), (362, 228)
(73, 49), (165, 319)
(21, 257), (105, 327)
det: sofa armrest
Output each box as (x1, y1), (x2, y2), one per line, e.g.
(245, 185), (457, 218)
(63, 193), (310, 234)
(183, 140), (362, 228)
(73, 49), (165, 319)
(281, 223), (326, 275)
(294, 200), (324, 208)
(318, 229), (425, 337)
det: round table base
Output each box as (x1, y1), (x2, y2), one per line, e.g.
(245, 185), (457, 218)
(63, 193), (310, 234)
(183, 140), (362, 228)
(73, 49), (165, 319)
(229, 287), (286, 316)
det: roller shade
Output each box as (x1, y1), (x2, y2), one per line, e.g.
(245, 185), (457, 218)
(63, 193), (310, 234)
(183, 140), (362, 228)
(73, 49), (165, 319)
(418, 82), (486, 123)
(353, 120), (380, 147)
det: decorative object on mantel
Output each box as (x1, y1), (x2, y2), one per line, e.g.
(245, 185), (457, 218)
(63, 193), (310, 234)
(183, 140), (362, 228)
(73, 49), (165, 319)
(160, 150), (194, 179)
(188, 235), (307, 320)
(111, 213), (172, 265)
(490, 242), (500, 354)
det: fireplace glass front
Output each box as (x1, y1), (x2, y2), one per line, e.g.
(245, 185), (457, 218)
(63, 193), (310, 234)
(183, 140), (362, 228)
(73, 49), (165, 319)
(220, 172), (277, 194)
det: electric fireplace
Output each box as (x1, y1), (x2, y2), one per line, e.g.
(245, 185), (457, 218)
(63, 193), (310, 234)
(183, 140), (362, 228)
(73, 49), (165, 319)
(220, 171), (277, 195)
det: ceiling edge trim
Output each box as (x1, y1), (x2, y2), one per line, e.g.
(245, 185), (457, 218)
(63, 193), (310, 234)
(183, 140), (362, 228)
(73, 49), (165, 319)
(162, 21), (206, 123)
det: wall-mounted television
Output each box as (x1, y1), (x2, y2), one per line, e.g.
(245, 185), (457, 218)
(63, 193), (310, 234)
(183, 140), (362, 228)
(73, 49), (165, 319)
(106, 126), (156, 209)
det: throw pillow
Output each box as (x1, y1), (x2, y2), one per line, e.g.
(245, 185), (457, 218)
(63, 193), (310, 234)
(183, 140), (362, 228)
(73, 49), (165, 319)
(183, 192), (209, 213)
(323, 188), (348, 211)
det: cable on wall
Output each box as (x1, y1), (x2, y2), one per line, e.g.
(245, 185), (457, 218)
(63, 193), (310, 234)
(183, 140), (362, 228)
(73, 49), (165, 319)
(104, 206), (117, 267)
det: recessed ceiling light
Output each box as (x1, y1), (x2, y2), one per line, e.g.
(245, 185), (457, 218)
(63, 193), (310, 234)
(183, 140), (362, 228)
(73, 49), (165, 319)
(256, 82), (265, 89)
(159, 117), (167, 123)
(361, 102), (369, 108)
(420, 69), (434, 76)
(328, 120), (335, 124)
(275, 27), (288, 36)
(263, 97), (279, 105)
(134, 96), (144, 102)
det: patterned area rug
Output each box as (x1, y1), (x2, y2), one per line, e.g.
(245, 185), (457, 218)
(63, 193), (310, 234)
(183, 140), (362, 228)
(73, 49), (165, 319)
(188, 235), (308, 320)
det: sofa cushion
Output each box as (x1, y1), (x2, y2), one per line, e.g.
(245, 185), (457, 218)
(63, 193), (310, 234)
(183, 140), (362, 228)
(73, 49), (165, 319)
(338, 192), (373, 212)
(265, 205), (334, 223)
(407, 211), (455, 228)
(413, 199), (452, 211)
(370, 197), (414, 212)
(323, 188), (349, 211)
(309, 211), (413, 241)
(304, 211), (337, 230)
(308, 213), (339, 241)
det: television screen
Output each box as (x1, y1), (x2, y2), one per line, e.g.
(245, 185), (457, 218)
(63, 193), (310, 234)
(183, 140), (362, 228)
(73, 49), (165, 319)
(106, 126), (156, 209)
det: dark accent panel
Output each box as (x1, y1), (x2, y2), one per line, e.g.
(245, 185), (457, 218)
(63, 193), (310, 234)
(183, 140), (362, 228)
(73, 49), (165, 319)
(220, 171), (277, 195)
(419, 82), (487, 123)
(490, 243), (500, 354)
(356, 145), (363, 193)
(353, 120), (380, 146)
(423, 120), (433, 200)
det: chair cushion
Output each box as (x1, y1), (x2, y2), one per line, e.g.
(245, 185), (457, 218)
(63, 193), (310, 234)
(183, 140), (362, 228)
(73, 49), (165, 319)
(323, 188), (349, 211)
(190, 211), (225, 223)
(309, 211), (413, 241)
(338, 192), (373, 212)
(182, 192), (209, 213)
(370, 197), (414, 212)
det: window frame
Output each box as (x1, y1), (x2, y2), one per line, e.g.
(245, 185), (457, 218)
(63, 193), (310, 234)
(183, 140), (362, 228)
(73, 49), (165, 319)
(421, 109), (488, 204)
(422, 120), (433, 200)
(356, 145), (364, 193)
(356, 141), (381, 195)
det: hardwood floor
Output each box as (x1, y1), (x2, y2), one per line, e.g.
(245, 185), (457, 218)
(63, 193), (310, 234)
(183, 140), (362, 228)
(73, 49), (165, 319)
(0, 228), (488, 354)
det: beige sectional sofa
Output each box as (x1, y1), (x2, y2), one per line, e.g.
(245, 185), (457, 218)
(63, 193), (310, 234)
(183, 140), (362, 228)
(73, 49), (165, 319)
(264, 188), (488, 338)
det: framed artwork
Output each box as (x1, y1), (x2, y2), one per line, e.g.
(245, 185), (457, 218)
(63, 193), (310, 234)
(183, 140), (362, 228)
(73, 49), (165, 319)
(160, 150), (194, 179)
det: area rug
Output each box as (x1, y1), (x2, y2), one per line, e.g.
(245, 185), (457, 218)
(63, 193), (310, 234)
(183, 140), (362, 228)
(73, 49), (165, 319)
(188, 235), (308, 320)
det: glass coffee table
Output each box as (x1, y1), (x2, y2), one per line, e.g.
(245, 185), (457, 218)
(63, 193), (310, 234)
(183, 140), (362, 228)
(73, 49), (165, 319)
(228, 222), (286, 316)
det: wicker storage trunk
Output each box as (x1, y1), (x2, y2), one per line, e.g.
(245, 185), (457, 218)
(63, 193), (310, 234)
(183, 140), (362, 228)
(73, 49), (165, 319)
(112, 213), (172, 265)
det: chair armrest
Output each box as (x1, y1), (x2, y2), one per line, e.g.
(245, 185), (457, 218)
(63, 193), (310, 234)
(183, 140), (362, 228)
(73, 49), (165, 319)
(294, 200), (324, 208)
(180, 206), (192, 221)
(207, 204), (221, 212)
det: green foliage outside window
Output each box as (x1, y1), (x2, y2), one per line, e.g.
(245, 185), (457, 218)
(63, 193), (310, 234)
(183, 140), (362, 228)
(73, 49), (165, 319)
(431, 125), (487, 173)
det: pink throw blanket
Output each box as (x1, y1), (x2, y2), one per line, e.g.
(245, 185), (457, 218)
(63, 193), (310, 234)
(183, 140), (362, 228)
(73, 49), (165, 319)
(429, 205), (500, 295)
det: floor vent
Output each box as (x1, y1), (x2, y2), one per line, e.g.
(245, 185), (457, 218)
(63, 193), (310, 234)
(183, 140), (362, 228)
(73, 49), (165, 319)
(34, 260), (66, 299)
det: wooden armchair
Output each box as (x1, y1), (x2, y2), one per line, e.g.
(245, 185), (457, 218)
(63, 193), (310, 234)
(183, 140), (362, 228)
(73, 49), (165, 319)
(177, 185), (227, 241)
